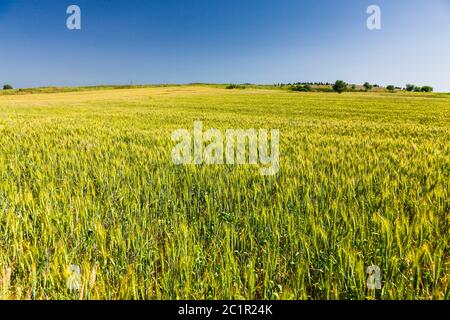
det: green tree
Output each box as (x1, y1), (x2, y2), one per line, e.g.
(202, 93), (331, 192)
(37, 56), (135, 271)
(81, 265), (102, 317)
(406, 84), (416, 92)
(363, 82), (373, 91)
(421, 86), (433, 93)
(386, 85), (395, 92)
(3, 84), (13, 90)
(333, 80), (348, 94)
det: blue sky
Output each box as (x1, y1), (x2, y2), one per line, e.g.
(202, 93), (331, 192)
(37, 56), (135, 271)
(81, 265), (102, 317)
(1, 0), (450, 91)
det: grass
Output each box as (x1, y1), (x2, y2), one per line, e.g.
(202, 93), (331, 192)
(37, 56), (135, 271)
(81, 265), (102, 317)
(0, 86), (448, 300)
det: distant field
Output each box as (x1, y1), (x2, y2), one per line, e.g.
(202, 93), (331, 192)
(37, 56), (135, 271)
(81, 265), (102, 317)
(0, 86), (448, 299)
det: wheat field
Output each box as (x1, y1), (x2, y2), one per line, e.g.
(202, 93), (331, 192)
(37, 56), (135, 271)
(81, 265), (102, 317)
(0, 86), (448, 300)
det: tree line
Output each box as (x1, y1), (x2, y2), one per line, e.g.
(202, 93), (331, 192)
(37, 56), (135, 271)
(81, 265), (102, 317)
(287, 81), (434, 94)
(2, 82), (435, 93)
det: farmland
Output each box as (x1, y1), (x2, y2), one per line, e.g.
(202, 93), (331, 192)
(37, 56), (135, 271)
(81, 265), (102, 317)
(0, 86), (448, 299)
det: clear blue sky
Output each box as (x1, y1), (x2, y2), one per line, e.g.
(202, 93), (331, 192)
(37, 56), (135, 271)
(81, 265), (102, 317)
(1, 0), (450, 91)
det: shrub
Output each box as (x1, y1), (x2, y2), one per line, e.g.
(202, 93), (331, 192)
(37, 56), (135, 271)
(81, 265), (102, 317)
(421, 86), (433, 93)
(3, 84), (13, 90)
(387, 85), (395, 92)
(291, 84), (312, 92)
(226, 84), (245, 90)
(363, 82), (373, 91)
(333, 80), (348, 94)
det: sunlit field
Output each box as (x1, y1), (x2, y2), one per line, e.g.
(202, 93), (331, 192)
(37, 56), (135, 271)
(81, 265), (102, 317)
(0, 86), (448, 300)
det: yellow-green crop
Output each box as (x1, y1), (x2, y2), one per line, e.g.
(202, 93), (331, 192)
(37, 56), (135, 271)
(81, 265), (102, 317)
(0, 86), (448, 299)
